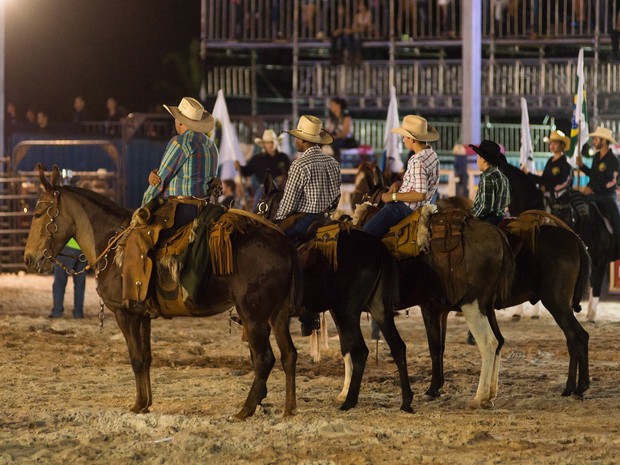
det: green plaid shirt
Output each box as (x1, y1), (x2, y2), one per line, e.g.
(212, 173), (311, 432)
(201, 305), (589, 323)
(472, 166), (511, 218)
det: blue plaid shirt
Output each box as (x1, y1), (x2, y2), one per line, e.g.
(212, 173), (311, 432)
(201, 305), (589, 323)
(142, 130), (219, 205)
(471, 166), (511, 218)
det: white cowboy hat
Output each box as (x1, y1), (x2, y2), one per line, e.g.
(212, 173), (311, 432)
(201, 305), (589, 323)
(286, 115), (334, 145)
(163, 97), (215, 134)
(546, 130), (571, 150)
(390, 115), (439, 142)
(589, 126), (617, 145)
(254, 129), (284, 146)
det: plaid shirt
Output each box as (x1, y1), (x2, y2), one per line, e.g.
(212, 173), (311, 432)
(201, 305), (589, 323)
(399, 147), (439, 211)
(142, 130), (219, 205)
(471, 166), (511, 218)
(276, 145), (341, 220)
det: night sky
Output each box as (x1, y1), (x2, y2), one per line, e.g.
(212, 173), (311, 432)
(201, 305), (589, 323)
(5, 0), (201, 122)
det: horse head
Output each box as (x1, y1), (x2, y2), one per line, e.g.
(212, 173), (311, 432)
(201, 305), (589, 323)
(257, 169), (282, 221)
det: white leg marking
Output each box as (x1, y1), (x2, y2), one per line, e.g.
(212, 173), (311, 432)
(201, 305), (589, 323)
(462, 300), (499, 409)
(320, 313), (329, 350)
(587, 296), (599, 323)
(309, 330), (320, 363)
(337, 353), (353, 402)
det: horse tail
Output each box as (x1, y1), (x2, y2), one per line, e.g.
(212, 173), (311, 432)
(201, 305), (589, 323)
(497, 229), (516, 304)
(378, 240), (400, 312)
(572, 234), (591, 313)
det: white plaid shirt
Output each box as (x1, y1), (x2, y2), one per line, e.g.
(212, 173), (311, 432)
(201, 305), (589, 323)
(276, 145), (341, 220)
(399, 147), (439, 211)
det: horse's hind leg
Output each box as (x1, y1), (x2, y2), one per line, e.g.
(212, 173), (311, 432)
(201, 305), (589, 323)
(270, 301), (298, 416)
(331, 309), (368, 411)
(421, 305), (449, 399)
(368, 287), (413, 413)
(485, 304), (504, 403)
(114, 311), (153, 413)
(461, 301), (500, 409)
(235, 317), (275, 420)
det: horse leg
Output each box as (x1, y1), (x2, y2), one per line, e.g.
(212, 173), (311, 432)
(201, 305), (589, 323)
(421, 305), (448, 399)
(235, 318), (275, 420)
(461, 301), (499, 409)
(588, 260), (607, 323)
(269, 302), (298, 416)
(331, 309), (369, 411)
(368, 288), (413, 413)
(114, 311), (153, 413)
(485, 305), (504, 403)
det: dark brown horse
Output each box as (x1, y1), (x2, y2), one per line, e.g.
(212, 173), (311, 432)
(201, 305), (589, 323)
(358, 163), (591, 399)
(24, 166), (300, 419)
(258, 171), (413, 412)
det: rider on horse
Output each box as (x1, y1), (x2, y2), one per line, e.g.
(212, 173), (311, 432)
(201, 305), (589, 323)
(362, 114), (440, 238)
(275, 115), (340, 240)
(521, 130), (573, 207)
(576, 126), (620, 259)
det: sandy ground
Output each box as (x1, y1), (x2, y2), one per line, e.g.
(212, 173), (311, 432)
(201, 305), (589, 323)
(1, 272), (619, 465)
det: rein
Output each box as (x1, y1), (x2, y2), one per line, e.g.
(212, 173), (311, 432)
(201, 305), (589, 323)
(39, 190), (127, 277)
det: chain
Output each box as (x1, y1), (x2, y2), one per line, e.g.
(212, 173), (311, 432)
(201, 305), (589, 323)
(98, 297), (105, 333)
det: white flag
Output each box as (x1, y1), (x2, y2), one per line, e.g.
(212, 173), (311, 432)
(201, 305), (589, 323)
(280, 119), (292, 158)
(568, 47), (589, 168)
(383, 86), (403, 175)
(211, 89), (245, 180)
(519, 97), (536, 174)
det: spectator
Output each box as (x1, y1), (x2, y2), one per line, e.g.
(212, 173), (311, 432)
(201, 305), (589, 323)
(220, 179), (237, 208)
(439, 0), (456, 39)
(5, 102), (19, 152)
(48, 238), (87, 319)
(105, 97), (127, 122)
(235, 129), (290, 211)
(24, 107), (38, 131)
(72, 96), (90, 125)
(329, 1), (351, 65)
(325, 97), (357, 162)
(36, 110), (50, 132)
(347, 0), (373, 65)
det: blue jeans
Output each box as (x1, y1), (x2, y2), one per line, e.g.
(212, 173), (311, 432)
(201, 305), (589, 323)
(284, 213), (323, 241)
(363, 201), (413, 239)
(51, 246), (87, 318)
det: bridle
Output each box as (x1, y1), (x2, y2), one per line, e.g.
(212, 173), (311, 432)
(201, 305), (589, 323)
(37, 189), (126, 276)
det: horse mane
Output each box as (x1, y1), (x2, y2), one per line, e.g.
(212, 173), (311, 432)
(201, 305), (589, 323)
(63, 185), (131, 218)
(497, 157), (544, 215)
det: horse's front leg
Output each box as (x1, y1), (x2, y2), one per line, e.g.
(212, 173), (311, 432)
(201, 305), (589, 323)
(421, 305), (448, 399)
(114, 310), (153, 413)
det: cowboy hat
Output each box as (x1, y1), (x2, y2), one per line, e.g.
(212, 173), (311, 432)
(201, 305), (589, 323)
(469, 140), (502, 165)
(589, 126), (618, 145)
(163, 97), (215, 134)
(546, 130), (571, 149)
(390, 115), (439, 142)
(286, 115), (334, 145)
(254, 129), (283, 146)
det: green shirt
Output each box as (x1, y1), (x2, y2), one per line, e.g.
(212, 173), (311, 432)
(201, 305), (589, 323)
(472, 166), (511, 218)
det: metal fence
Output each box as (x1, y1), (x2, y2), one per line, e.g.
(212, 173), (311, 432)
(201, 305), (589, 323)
(205, 0), (620, 43)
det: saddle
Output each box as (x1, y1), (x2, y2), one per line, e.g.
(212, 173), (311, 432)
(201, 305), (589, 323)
(502, 210), (571, 255)
(429, 208), (471, 306)
(297, 221), (348, 271)
(381, 204), (435, 259)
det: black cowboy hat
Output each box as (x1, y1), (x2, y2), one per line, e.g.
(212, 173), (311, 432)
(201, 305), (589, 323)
(469, 140), (502, 165)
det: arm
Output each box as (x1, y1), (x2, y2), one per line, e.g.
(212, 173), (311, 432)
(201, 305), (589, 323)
(142, 138), (185, 205)
(471, 175), (492, 218)
(337, 116), (352, 139)
(275, 162), (305, 220)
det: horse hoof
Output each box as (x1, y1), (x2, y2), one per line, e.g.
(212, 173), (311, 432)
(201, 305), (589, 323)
(571, 393), (585, 401)
(467, 399), (481, 410)
(423, 389), (441, 399)
(339, 401), (357, 411)
(480, 400), (495, 409)
(400, 404), (415, 414)
(561, 389), (573, 397)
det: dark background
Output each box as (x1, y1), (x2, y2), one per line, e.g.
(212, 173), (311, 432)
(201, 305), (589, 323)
(5, 0), (201, 122)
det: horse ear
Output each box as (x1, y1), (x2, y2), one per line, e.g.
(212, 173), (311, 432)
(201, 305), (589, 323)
(50, 165), (61, 187)
(263, 169), (274, 194)
(38, 164), (53, 192)
(373, 165), (385, 188)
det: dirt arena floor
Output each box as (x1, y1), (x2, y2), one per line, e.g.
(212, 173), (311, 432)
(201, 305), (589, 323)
(1, 272), (619, 464)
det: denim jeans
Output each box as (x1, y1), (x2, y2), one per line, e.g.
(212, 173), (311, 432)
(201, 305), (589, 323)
(284, 213), (323, 241)
(51, 246), (87, 317)
(363, 201), (413, 239)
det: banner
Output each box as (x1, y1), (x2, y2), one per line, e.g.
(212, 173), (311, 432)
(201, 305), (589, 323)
(383, 86), (403, 175)
(519, 97), (537, 174)
(568, 48), (588, 167)
(211, 89), (245, 180)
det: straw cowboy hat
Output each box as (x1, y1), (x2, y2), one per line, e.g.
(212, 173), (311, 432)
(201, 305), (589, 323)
(163, 97), (215, 134)
(286, 115), (334, 144)
(589, 126), (618, 145)
(390, 115), (439, 142)
(469, 140), (502, 165)
(547, 130), (571, 150)
(254, 129), (283, 146)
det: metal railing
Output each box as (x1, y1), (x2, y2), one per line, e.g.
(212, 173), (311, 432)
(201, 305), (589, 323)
(205, 0), (620, 43)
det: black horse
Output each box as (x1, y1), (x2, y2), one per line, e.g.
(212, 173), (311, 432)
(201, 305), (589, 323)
(358, 163), (591, 399)
(258, 171), (413, 412)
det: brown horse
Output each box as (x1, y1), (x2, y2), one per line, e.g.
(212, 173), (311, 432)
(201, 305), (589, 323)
(359, 164), (591, 399)
(258, 171), (413, 412)
(24, 166), (300, 419)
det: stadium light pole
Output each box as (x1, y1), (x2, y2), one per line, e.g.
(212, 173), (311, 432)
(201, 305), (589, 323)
(462, 0), (482, 146)
(0, 0), (5, 163)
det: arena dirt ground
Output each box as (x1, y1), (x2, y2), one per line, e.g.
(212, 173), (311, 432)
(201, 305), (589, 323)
(1, 273), (619, 464)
